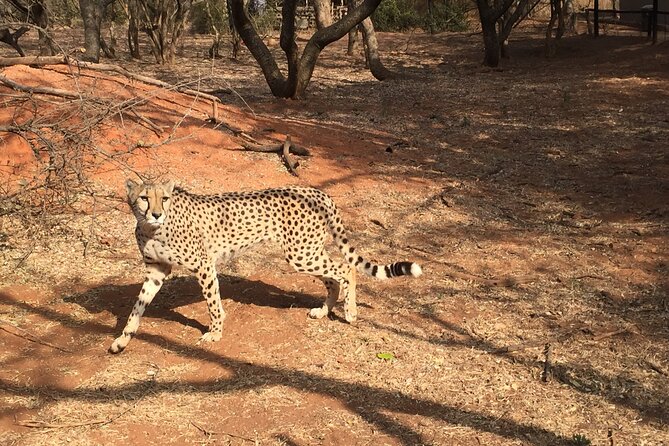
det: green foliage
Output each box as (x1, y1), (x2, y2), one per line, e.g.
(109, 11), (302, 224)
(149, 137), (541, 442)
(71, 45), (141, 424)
(191, 0), (229, 35)
(191, 0), (279, 37)
(424, 1), (468, 33)
(571, 434), (592, 446)
(372, 0), (468, 33)
(250, 7), (280, 37)
(46, 0), (80, 25)
(372, 0), (421, 32)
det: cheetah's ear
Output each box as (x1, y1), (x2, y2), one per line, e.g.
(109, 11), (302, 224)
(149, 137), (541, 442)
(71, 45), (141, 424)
(125, 178), (141, 199)
(163, 179), (175, 194)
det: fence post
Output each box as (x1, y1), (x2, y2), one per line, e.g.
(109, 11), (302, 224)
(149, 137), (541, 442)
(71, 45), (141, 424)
(594, 0), (599, 37)
(652, 0), (658, 44)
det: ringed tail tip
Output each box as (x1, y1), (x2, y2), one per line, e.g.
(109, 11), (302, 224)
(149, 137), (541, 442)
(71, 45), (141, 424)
(410, 263), (423, 277)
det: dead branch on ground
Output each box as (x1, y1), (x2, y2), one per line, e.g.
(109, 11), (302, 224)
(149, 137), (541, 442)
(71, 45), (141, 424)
(0, 73), (81, 99)
(241, 140), (311, 156)
(190, 420), (256, 442)
(237, 135), (311, 176)
(0, 320), (72, 353)
(16, 370), (157, 430)
(282, 136), (299, 177)
(0, 55), (222, 120)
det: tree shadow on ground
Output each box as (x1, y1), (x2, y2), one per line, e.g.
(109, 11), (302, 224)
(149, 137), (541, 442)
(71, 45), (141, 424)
(360, 298), (669, 427)
(62, 274), (327, 335)
(0, 289), (573, 446)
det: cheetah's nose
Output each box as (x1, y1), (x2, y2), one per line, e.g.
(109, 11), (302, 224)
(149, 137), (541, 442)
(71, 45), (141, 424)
(151, 212), (161, 220)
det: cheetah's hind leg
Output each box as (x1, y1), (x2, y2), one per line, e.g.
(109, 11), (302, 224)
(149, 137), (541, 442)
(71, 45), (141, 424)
(300, 253), (356, 323)
(310, 277), (340, 319)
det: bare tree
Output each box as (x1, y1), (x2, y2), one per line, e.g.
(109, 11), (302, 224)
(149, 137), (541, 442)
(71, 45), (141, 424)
(78, 0), (115, 62)
(545, 0), (573, 56)
(475, 0), (539, 67)
(133, 0), (193, 64)
(346, 0), (390, 80)
(230, 0), (383, 98)
(5, 0), (56, 55)
(120, 0), (141, 58)
(357, 9), (391, 80)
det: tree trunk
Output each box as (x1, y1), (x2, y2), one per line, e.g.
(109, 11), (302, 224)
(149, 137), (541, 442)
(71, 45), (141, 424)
(475, 0), (521, 67)
(346, 0), (359, 55)
(79, 0), (106, 62)
(313, 0), (333, 29)
(359, 17), (391, 80)
(126, 0), (141, 59)
(226, 0), (242, 59)
(478, 9), (500, 67)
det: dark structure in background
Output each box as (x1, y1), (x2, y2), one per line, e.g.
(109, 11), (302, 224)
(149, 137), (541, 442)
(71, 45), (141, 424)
(589, 0), (667, 42)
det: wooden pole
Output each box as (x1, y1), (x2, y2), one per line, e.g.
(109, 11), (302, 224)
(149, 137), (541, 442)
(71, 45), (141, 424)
(594, 0), (600, 37)
(652, 0), (658, 44)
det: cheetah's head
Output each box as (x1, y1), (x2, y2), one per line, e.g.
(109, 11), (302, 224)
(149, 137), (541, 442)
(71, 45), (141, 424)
(126, 179), (175, 229)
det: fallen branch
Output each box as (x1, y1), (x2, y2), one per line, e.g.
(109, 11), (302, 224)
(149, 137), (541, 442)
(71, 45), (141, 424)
(0, 55), (222, 119)
(592, 328), (636, 341)
(641, 358), (668, 376)
(0, 73), (81, 99)
(190, 420), (255, 442)
(282, 136), (299, 177)
(240, 140), (311, 156)
(16, 372), (157, 430)
(541, 343), (552, 382)
(238, 135), (311, 176)
(129, 109), (163, 136)
(493, 327), (584, 354)
(0, 320), (72, 353)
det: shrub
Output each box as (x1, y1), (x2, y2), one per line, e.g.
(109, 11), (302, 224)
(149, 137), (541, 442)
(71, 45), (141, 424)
(423, 0), (468, 33)
(372, 0), (421, 31)
(372, 0), (468, 32)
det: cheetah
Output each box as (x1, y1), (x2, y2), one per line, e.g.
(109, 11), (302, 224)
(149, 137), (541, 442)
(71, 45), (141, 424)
(109, 179), (423, 353)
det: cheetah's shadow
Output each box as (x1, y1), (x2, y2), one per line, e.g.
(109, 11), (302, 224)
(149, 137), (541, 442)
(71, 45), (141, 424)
(64, 274), (353, 334)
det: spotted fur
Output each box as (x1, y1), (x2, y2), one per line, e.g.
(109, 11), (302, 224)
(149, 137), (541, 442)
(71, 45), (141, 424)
(109, 179), (422, 353)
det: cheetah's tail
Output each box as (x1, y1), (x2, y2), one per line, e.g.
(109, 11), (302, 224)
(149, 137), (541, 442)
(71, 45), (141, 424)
(351, 255), (423, 280)
(328, 214), (422, 280)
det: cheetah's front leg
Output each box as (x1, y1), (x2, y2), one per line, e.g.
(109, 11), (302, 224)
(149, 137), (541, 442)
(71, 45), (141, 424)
(195, 262), (226, 344)
(109, 262), (171, 353)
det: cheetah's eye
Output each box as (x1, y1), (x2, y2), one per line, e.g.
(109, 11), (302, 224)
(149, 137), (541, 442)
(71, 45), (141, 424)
(162, 197), (169, 202)
(139, 196), (148, 202)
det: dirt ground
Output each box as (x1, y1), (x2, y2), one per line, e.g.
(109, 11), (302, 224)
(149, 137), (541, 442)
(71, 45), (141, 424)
(0, 24), (668, 446)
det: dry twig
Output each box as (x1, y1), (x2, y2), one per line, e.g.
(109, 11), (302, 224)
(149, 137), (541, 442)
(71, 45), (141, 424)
(0, 320), (72, 353)
(0, 73), (80, 99)
(541, 343), (552, 382)
(16, 373), (157, 430)
(282, 136), (299, 177)
(190, 420), (255, 442)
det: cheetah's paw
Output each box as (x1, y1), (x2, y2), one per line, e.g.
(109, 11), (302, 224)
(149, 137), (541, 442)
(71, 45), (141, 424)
(197, 331), (223, 344)
(309, 307), (328, 319)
